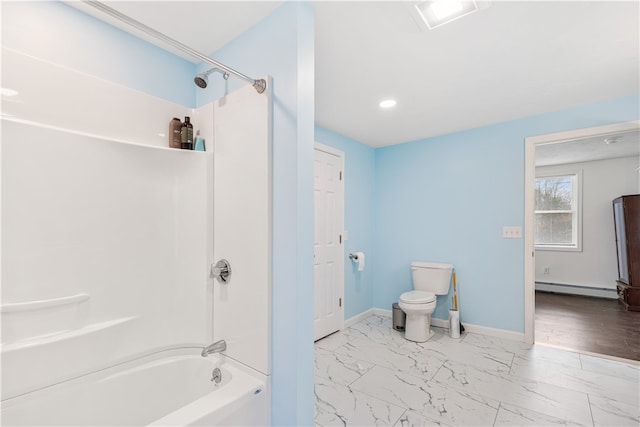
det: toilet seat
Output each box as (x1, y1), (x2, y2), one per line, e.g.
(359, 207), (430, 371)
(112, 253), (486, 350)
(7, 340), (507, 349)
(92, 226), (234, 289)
(400, 290), (435, 304)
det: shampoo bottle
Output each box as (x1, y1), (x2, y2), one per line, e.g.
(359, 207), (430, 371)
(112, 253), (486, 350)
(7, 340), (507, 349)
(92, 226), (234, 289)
(169, 117), (182, 149)
(181, 116), (194, 150)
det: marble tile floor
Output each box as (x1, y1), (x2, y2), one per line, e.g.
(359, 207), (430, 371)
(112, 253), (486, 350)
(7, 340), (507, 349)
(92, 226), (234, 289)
(314, 315), (640, 427)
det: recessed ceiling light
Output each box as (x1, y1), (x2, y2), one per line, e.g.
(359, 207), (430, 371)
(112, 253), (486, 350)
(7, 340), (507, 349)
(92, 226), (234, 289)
(379, 99), (397, 109)
(415, 0), (479, 30)
(604, 137), (620, 145)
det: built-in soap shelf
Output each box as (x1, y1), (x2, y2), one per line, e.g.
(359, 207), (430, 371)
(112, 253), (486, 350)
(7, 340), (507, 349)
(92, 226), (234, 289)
(1, 316), (138, 400)
(2, 316), (137, 353)
(1, 116), (212, 154)
(2, 293), (92, 346)
(1, 293), (90, 313)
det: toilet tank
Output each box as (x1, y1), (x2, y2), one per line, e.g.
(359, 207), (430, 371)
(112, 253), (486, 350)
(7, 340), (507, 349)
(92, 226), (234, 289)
(411, 262), (453, 295)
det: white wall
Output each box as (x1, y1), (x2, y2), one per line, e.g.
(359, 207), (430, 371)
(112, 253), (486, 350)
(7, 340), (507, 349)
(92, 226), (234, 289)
(535, 156), (639, 290)
(212, 82), (272, 376)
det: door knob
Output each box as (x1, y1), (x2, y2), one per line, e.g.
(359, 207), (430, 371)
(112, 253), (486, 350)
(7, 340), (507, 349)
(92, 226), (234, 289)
(211, 259), (232, 284)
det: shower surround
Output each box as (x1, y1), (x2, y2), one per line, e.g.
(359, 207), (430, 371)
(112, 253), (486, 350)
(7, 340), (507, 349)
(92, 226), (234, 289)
(1, 45), (272, 425)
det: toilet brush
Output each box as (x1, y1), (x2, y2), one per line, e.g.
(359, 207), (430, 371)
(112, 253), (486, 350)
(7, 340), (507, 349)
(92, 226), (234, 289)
(453, 272), (465, 333)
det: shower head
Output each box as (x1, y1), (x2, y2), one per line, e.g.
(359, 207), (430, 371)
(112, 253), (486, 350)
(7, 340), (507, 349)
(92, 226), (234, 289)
(193, 68), (229, 89)
(194, 73), (209, 89)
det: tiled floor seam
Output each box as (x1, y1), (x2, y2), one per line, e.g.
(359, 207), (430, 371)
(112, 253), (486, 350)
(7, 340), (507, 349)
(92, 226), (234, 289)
(508, 370), (591, 399)
(430, 359), (447, 384)
(506, 352), (516, 374)
(346, 375), (409, 414)
(492, 401), (502, 426)
(393, 408), (409, 426)
(507, 360), (637, 408)
(586, 393), (596, 427)
(431, 363), (594, 426)
(343, 363), (376, 388)
(346, 365), (460, 424)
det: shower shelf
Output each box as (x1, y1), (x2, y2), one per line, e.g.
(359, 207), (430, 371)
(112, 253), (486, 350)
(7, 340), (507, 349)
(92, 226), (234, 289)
(1, 293), (90, 313)
(2, 316), (137, 353)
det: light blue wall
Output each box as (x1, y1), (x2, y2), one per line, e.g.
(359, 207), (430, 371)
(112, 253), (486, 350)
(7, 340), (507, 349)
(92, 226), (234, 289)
(374, 94), (640, 332)
(1, 1), (195, 107)
(195, 4), (316, 425)
(315, 126), (376, 319)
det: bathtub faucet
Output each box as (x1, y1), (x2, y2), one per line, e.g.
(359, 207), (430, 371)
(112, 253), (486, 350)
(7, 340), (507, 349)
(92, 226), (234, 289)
(201, 340), (227, 357)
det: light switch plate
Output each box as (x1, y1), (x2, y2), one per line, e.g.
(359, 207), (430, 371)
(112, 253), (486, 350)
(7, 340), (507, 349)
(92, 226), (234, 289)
(503, 226), (522, 238)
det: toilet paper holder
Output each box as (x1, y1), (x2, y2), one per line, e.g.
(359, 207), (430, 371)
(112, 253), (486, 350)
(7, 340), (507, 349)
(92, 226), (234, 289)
(349, 252), (366, 272)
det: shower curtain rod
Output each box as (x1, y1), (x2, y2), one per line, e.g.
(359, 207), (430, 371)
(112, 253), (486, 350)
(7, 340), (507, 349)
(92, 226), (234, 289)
(82, 0), (267, 94)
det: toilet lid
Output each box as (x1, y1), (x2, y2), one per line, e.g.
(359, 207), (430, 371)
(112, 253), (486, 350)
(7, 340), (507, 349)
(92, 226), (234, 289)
(400, 290), (435, 304)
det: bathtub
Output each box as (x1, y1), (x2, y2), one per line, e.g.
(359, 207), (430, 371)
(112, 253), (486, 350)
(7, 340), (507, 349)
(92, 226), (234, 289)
(0, 347), (270, 426)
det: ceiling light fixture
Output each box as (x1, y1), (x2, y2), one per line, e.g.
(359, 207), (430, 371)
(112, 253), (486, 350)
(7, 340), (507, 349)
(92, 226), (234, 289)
(415, 0), (479, 30)
(379, 99), (397, 109)
(604, 137), (620, 145)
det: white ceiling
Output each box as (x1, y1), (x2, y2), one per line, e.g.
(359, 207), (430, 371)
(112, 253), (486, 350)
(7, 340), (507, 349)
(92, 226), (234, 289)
(72, 1), (283, 60)
(77, 1), (639, 148)
(314, 1), (639, 147)
(535, 131), (639, 167)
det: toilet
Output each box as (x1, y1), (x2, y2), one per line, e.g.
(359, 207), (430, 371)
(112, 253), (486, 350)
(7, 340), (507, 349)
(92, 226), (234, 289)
(398, 262), (453, 342)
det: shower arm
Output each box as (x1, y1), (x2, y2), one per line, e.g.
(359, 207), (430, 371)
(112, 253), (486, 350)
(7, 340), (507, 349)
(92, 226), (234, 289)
(82, 0), (266, 94)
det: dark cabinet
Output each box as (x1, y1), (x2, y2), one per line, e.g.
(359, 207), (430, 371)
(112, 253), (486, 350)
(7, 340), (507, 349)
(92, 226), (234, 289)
(613, 194), (640, 311)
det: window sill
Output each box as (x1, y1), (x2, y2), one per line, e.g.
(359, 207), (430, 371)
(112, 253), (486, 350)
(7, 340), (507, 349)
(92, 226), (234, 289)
(535, 245), (582, 253)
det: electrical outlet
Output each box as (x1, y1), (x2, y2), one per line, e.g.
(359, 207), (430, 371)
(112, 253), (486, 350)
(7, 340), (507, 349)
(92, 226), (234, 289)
(502, 226), (522, 239)
(543, 267), (550, 275)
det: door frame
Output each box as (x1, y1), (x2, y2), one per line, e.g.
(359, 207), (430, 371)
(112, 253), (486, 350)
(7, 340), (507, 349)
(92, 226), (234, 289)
(314, 142), (345, 339)
(523, 120), (640, 344)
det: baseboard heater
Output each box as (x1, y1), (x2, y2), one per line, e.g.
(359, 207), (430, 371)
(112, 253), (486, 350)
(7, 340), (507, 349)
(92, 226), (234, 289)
(535, 282), (618, 299)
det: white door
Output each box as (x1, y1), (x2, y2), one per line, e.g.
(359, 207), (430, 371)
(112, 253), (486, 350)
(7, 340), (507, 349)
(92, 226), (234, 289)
(314, 144), (344, 341)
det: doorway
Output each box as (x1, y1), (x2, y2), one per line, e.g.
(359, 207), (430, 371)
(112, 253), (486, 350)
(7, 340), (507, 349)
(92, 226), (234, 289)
(524, 121), (640, 357)
(313, 143), (345, 341)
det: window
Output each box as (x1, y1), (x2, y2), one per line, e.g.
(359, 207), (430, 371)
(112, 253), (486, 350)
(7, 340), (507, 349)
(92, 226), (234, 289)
(535, 172), (582, 251)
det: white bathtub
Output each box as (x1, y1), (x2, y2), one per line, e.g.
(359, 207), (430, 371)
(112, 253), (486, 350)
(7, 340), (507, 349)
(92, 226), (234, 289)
(0, 348), (270, 426)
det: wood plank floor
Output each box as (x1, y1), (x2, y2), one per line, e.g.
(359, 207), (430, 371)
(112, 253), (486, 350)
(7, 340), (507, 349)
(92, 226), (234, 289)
(535, 291), (640, 361)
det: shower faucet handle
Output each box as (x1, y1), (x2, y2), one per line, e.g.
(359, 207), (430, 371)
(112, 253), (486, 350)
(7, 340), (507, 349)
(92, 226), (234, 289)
(211, 259), (231, 284)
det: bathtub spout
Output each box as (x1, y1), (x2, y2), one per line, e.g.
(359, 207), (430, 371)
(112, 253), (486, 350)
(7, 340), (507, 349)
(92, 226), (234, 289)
(201, 340), (226, 357)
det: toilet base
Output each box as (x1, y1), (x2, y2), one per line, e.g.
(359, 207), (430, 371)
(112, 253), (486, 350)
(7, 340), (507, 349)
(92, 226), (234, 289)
(404, 313), (435, 342)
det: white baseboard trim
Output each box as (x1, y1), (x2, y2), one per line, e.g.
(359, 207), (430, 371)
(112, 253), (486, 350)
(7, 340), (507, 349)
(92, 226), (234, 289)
(536, 282), (617, 299)
(457, 322), (526, 342)
(344, 308), (377, 328)
(372, 308), (392, 318)
(431, 318), (449, 329)
(346, 308), (525, 343)
(432, 317), (525, 342)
